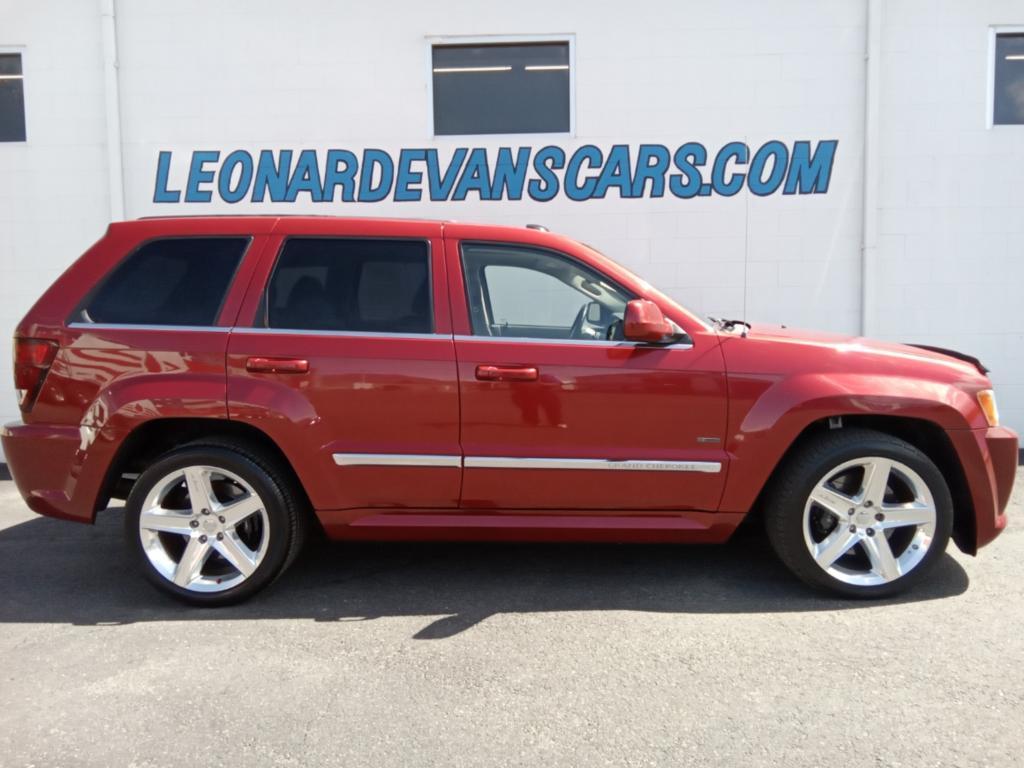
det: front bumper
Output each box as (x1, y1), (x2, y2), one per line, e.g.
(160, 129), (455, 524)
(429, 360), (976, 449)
(947, 425), (1018, 553)
(0, 421), (96, 523)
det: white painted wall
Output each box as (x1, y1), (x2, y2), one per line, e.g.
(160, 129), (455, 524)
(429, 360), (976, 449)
(0, 0), (111, 437)
(121, 0), (864, 331)
(873, 0), (1024, 432)
(0, 0), (1021, 438)
(117, 0), (866, 342)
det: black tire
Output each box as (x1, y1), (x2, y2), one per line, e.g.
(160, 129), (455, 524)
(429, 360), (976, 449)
(124, 442), (307, 606)
(764, 428), (953, 598)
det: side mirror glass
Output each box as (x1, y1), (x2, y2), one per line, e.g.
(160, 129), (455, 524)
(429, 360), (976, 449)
(623, 299), (673, 343)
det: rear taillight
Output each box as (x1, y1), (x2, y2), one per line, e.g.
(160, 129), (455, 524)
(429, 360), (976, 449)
(13, 337), (58, 412)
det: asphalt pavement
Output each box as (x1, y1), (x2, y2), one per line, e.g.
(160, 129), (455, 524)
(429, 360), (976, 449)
(0, 470), (1021, 767)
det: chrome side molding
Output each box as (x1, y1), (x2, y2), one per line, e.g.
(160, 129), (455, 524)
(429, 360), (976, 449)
(463, 457), (722, 473)
(332, 453), (462, 468)
(332, 453), (721, 473)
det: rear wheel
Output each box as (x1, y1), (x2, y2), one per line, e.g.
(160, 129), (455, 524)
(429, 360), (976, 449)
(125, 444), (304, 605)
(765, 428), (953, 598)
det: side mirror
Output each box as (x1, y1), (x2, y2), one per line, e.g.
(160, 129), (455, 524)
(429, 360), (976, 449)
(623, 299), (673, 343)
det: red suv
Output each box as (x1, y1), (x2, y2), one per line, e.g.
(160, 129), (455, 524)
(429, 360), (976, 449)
(2, 216), (1016, 604)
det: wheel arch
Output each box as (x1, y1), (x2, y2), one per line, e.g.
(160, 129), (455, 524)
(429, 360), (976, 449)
(100, 417), (313, 518)
(741, 414), (975, 555)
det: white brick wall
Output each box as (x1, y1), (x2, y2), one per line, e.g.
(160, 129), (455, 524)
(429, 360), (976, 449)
(0, 0), (1021, 443)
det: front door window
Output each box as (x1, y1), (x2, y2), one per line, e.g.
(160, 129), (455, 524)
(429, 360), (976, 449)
(461, 244), (631, 341)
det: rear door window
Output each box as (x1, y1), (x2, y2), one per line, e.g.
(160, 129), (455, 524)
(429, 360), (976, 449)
(77, 237), (249, 326)
(264, 238), (432, 334)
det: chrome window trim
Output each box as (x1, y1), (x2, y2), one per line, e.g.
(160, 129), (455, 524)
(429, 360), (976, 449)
(68, 326), (694, 349)
(233, 328), (451, 340)
(464, 457), (721, 473)
(333, 453), (462, 468)
(452, 334), (693, 350)
(332, 453), (721, 473)
(69, 322), (231, 333)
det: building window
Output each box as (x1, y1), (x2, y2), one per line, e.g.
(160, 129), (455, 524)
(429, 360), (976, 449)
(431, 40), (571, 135)
(993, 31), (1024, 125)
(0, 52), (26, 142)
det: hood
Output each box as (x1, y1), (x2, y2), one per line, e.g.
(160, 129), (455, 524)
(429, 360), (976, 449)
(722, 323), (989, 382)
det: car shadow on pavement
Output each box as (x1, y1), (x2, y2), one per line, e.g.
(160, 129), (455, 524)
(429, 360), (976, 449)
(0, 510), (970, 638)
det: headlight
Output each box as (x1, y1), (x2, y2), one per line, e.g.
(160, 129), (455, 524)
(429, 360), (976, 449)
(977, 389), (1000, 427)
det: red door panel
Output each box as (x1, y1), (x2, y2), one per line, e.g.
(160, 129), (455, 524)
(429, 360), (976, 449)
(227, 225), (461, 511)
(227, 331), (461, 509)
(454, 336), (729, 510)
(443, 226), (729, 512)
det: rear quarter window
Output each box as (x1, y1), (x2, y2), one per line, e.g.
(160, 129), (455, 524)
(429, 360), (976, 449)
(75, 237), (249, 326)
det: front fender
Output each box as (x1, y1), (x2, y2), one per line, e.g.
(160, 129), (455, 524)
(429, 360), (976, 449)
(717, 372), (982, 513)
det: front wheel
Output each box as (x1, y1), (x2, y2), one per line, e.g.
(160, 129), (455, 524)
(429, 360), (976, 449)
(124, 443), (304, 606)
(765, 428), (953, 598)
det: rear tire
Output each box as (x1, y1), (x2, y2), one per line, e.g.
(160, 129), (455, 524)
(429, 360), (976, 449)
(765, 428), (953, 598)
(124, 443), (306, 606)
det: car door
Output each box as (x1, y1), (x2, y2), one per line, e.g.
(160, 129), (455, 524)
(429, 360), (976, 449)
(226, 219), (461, 515)
(446, 227), (729, 512)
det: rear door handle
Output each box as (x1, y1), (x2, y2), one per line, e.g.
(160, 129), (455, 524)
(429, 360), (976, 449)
(475, 364), (539, 382)
(246, 357), (310, 374)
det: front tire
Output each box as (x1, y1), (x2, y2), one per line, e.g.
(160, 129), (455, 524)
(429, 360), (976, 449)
(124, 443), (304, 606)
(765, 428), (953, 598)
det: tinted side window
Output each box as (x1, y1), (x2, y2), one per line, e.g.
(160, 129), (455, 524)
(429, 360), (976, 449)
(79, 238), (248, 326)
(266, 239), (432, 333)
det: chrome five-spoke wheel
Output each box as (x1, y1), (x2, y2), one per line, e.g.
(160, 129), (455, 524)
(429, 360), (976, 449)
(765, 428), (953, 597)
(803, 457), (936, 587)
(138, 465), (270, 592)
(127, 444), (304, 605)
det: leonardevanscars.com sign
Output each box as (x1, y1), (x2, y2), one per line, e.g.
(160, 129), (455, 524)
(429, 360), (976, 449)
(153, 140), (838, 204)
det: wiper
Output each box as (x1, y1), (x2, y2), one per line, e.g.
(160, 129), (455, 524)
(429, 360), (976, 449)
(709, 316), (750, 337)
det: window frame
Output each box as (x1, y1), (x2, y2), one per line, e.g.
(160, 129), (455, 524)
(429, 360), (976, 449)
(459, 240), (638, 342)
(987, 25), (1024, 128)
(69, 235), (253, 329)
(425, 34), (576, 139)
(258, 236), (436, 335)
(0, 46), (28, 144)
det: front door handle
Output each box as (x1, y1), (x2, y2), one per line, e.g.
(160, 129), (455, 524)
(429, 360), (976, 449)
(246, 357), (310, 374)
(475, 364), (539, 382)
